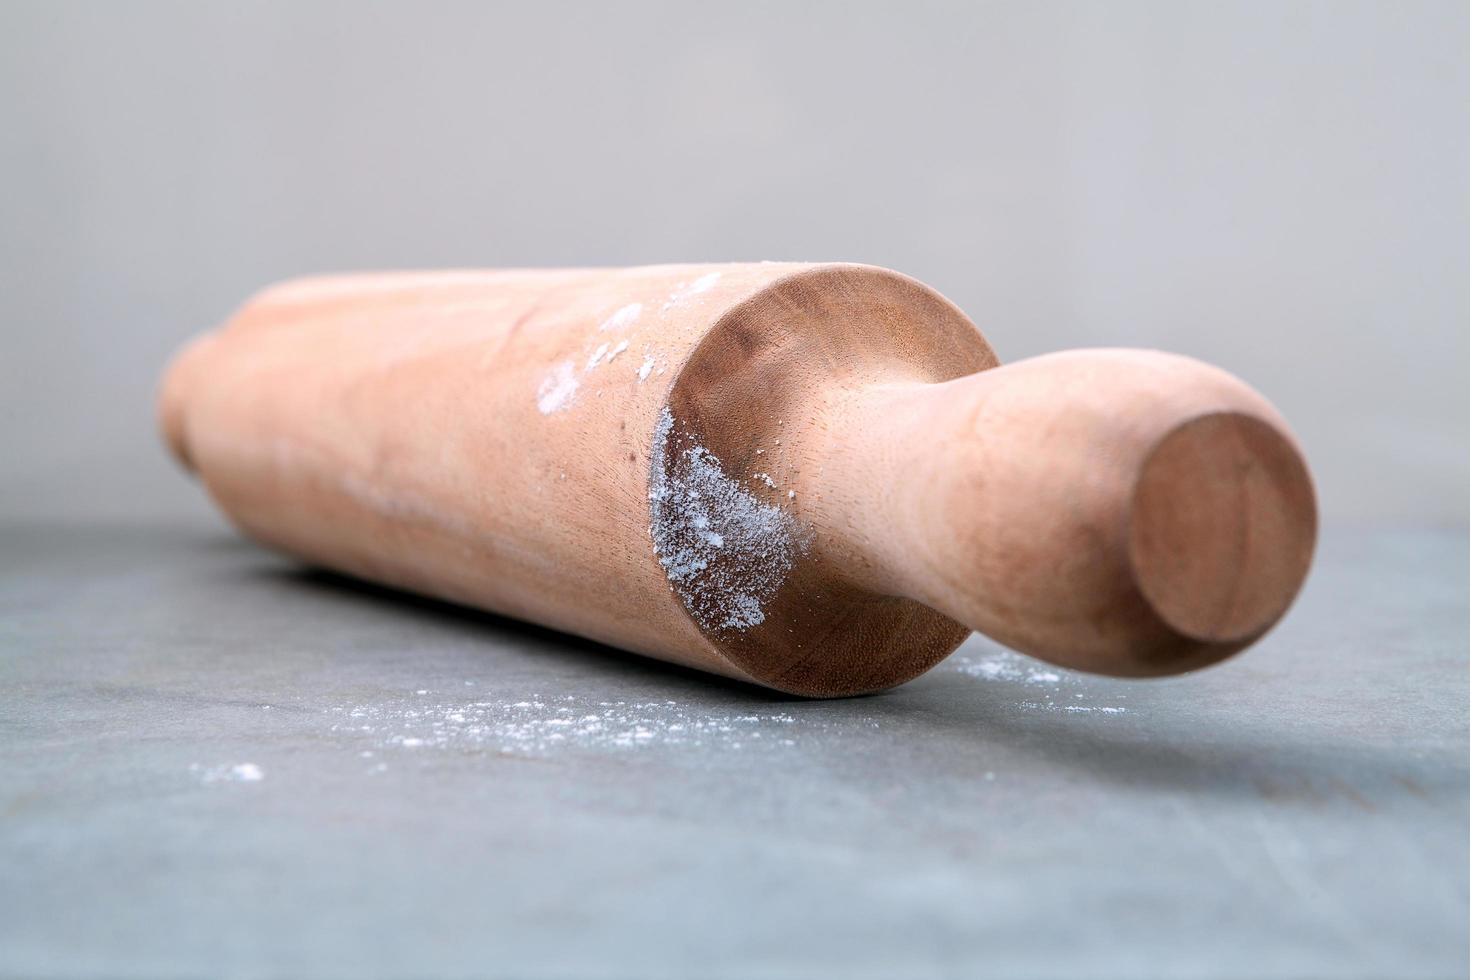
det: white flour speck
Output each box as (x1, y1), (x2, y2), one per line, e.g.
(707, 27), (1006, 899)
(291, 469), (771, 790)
(606, 339), (629, 363)
(191, 762), (264, 784)
(599, 302), (642, 332)
(1018, 701), (1128, 715)
(661, 271), (723, 311)
(537, 361), (579, 414)
(586, 343), (610, 370)
(637, 355), (656, 382)
(686, 271), (721, 295)
(648, 408), (808, 632)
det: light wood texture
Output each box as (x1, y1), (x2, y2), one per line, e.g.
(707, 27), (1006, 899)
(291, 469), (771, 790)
(159, 263), (1316, 696)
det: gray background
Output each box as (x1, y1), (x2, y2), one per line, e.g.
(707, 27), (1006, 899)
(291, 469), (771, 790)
(2, 0), (1467, 525)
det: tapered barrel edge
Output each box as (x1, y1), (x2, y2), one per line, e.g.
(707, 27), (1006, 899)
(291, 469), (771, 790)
(654, 263), (997, 697)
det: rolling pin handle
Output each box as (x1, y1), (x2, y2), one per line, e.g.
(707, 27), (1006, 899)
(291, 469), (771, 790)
(814, 349), (1317, 677)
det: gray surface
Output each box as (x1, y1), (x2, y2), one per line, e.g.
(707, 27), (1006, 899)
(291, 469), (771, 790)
(3, 1), (1470, 525)
(1, 521), (1466, 979)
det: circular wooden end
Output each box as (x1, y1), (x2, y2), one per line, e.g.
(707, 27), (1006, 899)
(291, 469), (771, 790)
(661, 265), (996, 697)
(1127, 412), (1317, 647)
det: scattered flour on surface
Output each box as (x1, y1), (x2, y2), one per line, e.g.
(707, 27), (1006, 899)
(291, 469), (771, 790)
(536, 361), (580, 414)
(191, 762), (264, 784)
(637, 355), (657, 382)
(323, 692), (873, 756)
(949, 649), (1128, 715)
(648, 408), (808, 632)
(605, 340), (629, 363)
(599, 302), (642, 332)
(586, 342), (610, 370)
(950, 651), (1062, 685)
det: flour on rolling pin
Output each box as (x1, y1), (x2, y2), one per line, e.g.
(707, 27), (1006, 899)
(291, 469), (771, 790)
(649, 407), (810, 632)
(537, 300), (663, 416)
(159, 262), (1317, 697)
(536, 361), (581, 415)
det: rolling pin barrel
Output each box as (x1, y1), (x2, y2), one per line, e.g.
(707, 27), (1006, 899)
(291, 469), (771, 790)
(159, 263), (1316, 696)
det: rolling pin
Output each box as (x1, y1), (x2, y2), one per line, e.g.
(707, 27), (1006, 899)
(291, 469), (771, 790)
(159, 263), (1316, 697)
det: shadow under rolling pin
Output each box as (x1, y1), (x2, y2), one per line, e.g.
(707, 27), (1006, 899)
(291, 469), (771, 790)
(159, 263), (1316, 697)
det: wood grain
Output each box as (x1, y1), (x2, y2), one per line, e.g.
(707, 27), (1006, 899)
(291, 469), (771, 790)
(160, 263), (1316, 695)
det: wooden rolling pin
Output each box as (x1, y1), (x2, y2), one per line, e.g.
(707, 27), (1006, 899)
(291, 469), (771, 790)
(159, 263), (1316, 697)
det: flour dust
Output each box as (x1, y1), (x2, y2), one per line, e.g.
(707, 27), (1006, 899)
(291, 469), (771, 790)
(948, 648), (1129, 715)
(648, 408), (808, 632)
(536, 360), (580, 414)
(325, 691), (844, 757)
(191, 762), (265, 784)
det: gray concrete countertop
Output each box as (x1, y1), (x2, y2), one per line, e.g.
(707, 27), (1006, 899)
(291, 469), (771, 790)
(2, 521), (1466, 979)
